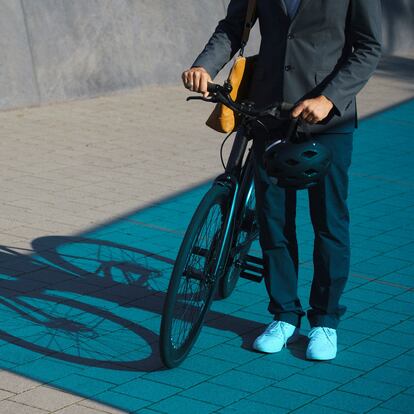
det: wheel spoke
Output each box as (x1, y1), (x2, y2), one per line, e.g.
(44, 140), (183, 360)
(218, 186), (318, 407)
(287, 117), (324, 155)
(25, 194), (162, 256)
(169, 200), (225, 350)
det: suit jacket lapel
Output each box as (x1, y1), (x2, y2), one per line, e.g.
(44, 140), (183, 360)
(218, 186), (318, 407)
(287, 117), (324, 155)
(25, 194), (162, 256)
(295, 0), (312, 18)
(278, 0), (311, 22)
(277, 0), (288, 16)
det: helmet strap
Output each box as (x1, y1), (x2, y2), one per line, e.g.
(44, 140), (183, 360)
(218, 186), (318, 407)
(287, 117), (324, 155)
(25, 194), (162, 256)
(288, 119), (312, 143)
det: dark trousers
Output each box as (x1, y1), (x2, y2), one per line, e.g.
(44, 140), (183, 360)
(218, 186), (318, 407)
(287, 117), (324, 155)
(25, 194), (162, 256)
(252, 131), (353, 329)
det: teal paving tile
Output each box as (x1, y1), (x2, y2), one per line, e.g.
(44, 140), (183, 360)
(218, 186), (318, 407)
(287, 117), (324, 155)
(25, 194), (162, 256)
(242, 301), (272, 316)
(198, 323), (241, 340)
(379, 267), (414, 290)
(301, 363), (362, 384)
(339, 329), (371, 346)
(342, 298), (374, 313)
(367, 409), (398, 414)
(229, 309), (272, 324)
(347, 340), (406, 359)
(385, 354), (414, 372)
(225, 290), (264, 307)
(113, 378), (181, 402)
(362, 366), (414, 387)
(356, 308), (408, 325)
(218, 399), (288, 413)
(342, 288), (392, 305)
(149, 395), (220, 414)
(380, 393), (414, 413)
(13, 358), (85, 383)
(356, 279), (408, 295)
(375, 299), (414, 316)
(277, 373), (339, 396)
(266, 349), (314, 369)
(180, 354), (237, 376)
(142, 367), (209, 389)
(0, 360), (15, 369)
(331, 350), (386, 371)
(315, 390), (380, 413)
(180, 382), (249, 406)
(193, 331), (228, 350)
(0, 344), (47, 366)
(210, 300), (243, 314)
(292, 403), (350, 413)
(95, 390), (151, 412)
(397, 290), (414, 303)
(51, 374), (114, 397)
(235, 358), (300, 381)
(200, 343), (262, 365)
(340, 377), (405, 401)
(352, 257), (410, 277)
(399, 264), (414, 277)
(339, 318), (389, 336)
(369, 330), (414, 349)
(406, 385), (414, 395)
(72, 365), (148, 387)
(248, 386), (315, 410)
(391, 319), (414, 334)
(209, 369), (274, 393)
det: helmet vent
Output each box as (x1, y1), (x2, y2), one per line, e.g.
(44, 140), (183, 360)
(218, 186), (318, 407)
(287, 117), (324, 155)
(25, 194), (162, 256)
(304, 169), (318, 177)
(285, 159), (299, 166)
(302, 150), (318, 159)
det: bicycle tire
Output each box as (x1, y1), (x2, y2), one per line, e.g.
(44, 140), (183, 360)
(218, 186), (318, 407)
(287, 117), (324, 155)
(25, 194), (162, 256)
(160, 184), (231, 368)
(219, 162), (258, 298)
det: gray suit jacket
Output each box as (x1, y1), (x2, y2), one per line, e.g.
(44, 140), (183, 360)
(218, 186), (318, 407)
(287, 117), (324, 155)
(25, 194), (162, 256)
(193, 0), (382, 133)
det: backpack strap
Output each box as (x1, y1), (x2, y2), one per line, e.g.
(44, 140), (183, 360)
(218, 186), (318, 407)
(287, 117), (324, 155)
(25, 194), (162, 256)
(240, 0), (257, 56)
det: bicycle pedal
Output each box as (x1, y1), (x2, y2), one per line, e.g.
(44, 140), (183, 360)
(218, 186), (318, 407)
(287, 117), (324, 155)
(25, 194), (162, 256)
(183, 266), (204, 281)
(244, 254), (263, 265)
(240, 254), (264, 283)
(191, 246), (208, 257)
(240, 270), (263, 283)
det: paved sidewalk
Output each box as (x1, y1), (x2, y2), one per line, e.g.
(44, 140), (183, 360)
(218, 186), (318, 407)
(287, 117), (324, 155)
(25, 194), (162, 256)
(0, 53), (413, 413)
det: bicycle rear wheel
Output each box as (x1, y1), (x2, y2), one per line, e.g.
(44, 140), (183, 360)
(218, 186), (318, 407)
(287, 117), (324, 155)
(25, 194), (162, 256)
(160, 184), (231, 368)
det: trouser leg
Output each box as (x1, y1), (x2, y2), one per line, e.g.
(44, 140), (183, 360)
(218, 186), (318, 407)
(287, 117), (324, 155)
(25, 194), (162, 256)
(307, 133), (354, 329)
(252, 134), (305, 328)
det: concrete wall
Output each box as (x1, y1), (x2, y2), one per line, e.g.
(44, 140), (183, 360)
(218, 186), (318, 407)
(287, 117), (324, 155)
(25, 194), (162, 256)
(0, 0), (413, 111)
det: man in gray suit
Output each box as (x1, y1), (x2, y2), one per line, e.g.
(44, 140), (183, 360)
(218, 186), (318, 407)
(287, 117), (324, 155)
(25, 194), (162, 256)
(183, 0), (382, 360)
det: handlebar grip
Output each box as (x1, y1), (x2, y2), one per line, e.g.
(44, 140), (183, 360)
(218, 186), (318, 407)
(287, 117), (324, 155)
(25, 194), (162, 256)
(207, 82), (221, 94)
(281, 102), (295, 112)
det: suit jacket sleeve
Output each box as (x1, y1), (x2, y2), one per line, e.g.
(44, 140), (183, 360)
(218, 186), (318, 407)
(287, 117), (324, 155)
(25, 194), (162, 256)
(321, 0), (382, 115)
(192, 0), (256, 78)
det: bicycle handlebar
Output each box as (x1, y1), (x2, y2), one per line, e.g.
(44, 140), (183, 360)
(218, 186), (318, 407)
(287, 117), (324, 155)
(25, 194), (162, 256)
(203, 82), (295, 121)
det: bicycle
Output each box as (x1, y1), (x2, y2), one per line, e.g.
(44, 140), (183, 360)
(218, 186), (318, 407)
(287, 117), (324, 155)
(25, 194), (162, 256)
(159, 82), (294, 368)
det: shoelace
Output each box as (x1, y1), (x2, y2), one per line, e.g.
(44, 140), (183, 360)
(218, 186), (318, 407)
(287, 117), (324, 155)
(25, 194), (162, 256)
(263, 321), (292, 348)
(308, 327), (336, 347)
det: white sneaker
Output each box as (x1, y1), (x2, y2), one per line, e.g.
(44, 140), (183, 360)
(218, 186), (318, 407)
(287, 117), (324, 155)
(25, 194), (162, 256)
(306, 327), (337, 360)
(253, 321), (300, 353)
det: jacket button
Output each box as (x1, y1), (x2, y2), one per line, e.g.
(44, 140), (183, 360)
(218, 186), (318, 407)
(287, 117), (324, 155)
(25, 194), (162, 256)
(287, 33), (294, 39)
(285, 65), (292, 71)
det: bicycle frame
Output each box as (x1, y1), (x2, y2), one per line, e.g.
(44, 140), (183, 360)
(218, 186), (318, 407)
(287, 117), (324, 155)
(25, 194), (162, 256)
(210, 125), (256, 283)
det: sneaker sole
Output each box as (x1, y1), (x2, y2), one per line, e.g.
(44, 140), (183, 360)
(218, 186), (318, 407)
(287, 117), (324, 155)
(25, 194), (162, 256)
(306, 351), (337, 361)
(253, 330), (300, 354)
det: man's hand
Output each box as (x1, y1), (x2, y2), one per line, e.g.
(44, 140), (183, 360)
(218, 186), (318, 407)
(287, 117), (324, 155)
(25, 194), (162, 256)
(292, 96), (334, 124)
(182, 67), (212, 98)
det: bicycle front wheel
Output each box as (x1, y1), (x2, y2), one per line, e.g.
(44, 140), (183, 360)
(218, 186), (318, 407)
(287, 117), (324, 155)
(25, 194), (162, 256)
(220, 162), (258, 298)
(160, 184), (231, 368)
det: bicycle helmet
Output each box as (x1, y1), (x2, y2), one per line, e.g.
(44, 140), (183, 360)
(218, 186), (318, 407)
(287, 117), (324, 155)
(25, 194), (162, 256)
(263, 123), (332, 190)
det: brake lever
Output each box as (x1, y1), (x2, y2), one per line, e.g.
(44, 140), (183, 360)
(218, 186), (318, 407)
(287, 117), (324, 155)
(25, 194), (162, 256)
(186, 96), (218, 103)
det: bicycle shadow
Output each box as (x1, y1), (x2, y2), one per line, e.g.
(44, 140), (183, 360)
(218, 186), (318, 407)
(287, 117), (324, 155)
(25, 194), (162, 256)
(0, 235), (265, 376)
